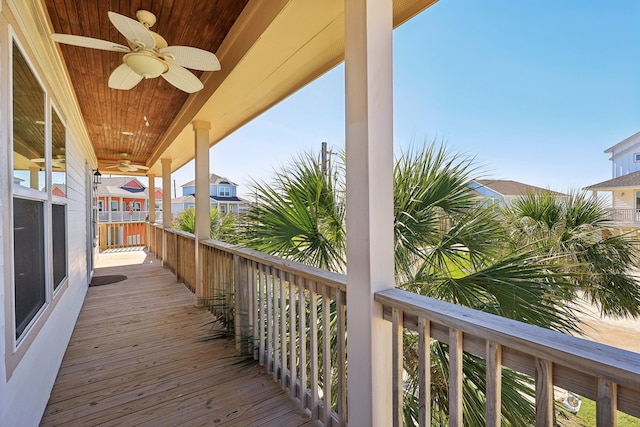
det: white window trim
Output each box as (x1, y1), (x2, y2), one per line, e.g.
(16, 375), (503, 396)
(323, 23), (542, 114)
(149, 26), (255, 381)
(4, 28), (70, 380)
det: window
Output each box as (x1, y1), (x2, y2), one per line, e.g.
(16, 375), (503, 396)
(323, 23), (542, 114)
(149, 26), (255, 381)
(13, 198), (46, 339)
(52, 204), (67, 291)
(12, 41), (46, 192)
(219, 185), (231, 197)
(134, 202), (141, 211)
(636, 192), (640, 210)
(51, 107), (67, 196)
(10, 38), (69, 345)
(98, 200), (104, 211)
(111, 201), (118, 211)
(635, 153), (640, 163)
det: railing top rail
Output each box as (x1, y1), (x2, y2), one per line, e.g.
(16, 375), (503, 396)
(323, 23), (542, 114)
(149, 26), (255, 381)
(375, 288), (640, 390)
(99, 221), (148, 225)
(201, 238), (347, 291)
(160, 227), (197, 241)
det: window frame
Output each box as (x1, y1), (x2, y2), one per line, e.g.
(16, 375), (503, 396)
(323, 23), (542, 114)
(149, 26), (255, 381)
(4, 30), (70, 378)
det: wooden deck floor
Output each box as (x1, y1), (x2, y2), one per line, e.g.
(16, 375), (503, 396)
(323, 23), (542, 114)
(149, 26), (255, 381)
(41, 249), (314, 427)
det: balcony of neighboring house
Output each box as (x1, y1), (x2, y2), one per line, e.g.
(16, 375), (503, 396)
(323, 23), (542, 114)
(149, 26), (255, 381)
(604, 208), (640, 225)
(39, 223), (640, 426)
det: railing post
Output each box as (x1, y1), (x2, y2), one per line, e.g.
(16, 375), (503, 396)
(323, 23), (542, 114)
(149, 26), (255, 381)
(597, 379), (617, 426)
(535, 358), (554, 427)
(233, 254), (250, 354)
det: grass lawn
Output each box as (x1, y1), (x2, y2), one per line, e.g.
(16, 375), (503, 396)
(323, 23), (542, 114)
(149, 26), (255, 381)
(556, 397), (640, 426)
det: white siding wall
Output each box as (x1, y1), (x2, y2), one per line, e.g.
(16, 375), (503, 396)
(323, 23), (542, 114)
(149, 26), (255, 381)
(609, 134), (640, 178)
(0, 3), (95, 426)
(612, 190), (636, 210)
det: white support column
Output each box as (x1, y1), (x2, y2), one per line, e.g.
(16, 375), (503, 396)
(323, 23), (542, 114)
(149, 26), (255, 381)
(161, 159), (172, 228)
(193, 120), (211, 307)
(344, 0), (394, 425)
(148, 173), (156, 223)
(161, 158), (172, 266)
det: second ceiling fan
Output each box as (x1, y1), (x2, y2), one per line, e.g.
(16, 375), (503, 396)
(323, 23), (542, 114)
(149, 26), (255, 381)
(51, 10), (220, 93)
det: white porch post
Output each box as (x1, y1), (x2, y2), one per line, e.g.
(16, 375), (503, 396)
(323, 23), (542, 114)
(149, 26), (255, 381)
(344, 0), (394, 425)
(161, 158), (172, 265)
(148, 173), (156, 223)
(193, 120), (211, 307)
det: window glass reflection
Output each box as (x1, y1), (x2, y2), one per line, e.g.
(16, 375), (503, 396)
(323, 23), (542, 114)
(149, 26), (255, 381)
(12, 41), (46, 192)
(51, 108), (66, 196)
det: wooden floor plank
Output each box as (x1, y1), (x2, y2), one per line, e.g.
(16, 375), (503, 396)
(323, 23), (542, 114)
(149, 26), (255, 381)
(40, 249), (314, 427)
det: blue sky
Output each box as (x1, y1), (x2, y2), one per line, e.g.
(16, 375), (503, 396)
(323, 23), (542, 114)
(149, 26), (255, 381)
(161, 1), (640, 198)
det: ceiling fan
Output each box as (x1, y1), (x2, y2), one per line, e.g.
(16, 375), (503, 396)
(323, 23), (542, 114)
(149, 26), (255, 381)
(31, 155), (65, 169)
(105, 154), (150, 172)
(51, 10), (220, 93)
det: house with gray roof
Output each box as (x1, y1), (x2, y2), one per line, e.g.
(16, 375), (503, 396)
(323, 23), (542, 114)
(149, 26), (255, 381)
(585, 132), (640, 227)
(171, 173), (250, 217)
(470, 179), (567, 207)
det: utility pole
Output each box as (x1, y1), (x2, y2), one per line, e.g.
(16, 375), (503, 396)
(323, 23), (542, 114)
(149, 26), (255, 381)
(321, 141), (328, 178)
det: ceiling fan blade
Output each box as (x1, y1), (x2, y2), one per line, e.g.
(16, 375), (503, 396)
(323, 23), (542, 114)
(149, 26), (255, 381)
(161, 63), (204, 93)
(135, 165), (150, 170)
(108, 11), (155, 49)
(105, 165), (120, 169)
(51, 34), (130, 52)
(108, 63), (143, 90)
(160, 46), (221, 71)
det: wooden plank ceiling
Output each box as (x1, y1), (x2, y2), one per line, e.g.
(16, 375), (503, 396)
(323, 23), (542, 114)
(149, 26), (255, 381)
(43, 0), (249, 172)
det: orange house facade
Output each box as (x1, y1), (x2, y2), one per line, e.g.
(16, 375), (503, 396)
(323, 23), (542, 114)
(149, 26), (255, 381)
(95, 177), (161, 249)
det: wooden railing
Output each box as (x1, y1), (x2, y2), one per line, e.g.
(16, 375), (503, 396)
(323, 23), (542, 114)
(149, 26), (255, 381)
(199, 240), (347, 426)
(98, 222), (146, 250)
(146, 224), (347, 426)
(98, 210), (149, 222)
(375, 288), (640, 426)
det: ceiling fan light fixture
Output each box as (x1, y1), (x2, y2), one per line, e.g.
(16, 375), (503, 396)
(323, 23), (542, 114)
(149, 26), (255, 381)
(124, 52), (167, 78)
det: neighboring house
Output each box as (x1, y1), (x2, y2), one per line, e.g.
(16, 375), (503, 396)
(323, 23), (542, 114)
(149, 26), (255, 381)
(604, 131), (640, 178)
(470, 179), (567, 207)
(96, 177), (151, 222)
(171, 173), (250, 217)
(585, 132), (640, 229)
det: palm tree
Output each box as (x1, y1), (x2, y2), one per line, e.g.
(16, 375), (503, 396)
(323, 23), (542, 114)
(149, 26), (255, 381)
(505, 190), (640, 318)
(242, 142), (640, 426)
(244, 152), (346, 272)
(173, 206), (239, 243)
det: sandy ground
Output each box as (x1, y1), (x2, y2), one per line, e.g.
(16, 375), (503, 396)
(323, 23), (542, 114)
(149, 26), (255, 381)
(573, 298), (640, 354)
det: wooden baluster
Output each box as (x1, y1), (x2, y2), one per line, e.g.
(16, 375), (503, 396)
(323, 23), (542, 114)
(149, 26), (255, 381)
(392, 308), (403, 427)
(535, 358), (553, 427)
(449, 329), (463, 427)
(418, 317), (430, 427)
(273, 268), (280, 381)
(597, 379), (617, 426)
(337, 289), (347, 426)
(258, 264), (266, 366)
(486, 341), (502, 427)
(298, 278), (307, 410)
(322, 285), (332, 424)
(266, 266), (273, 373)
(250, 261), (258, 361)
(280, 269), (287, 388)
(310, 281), (319, 419)
(289, 274), (297, 398)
